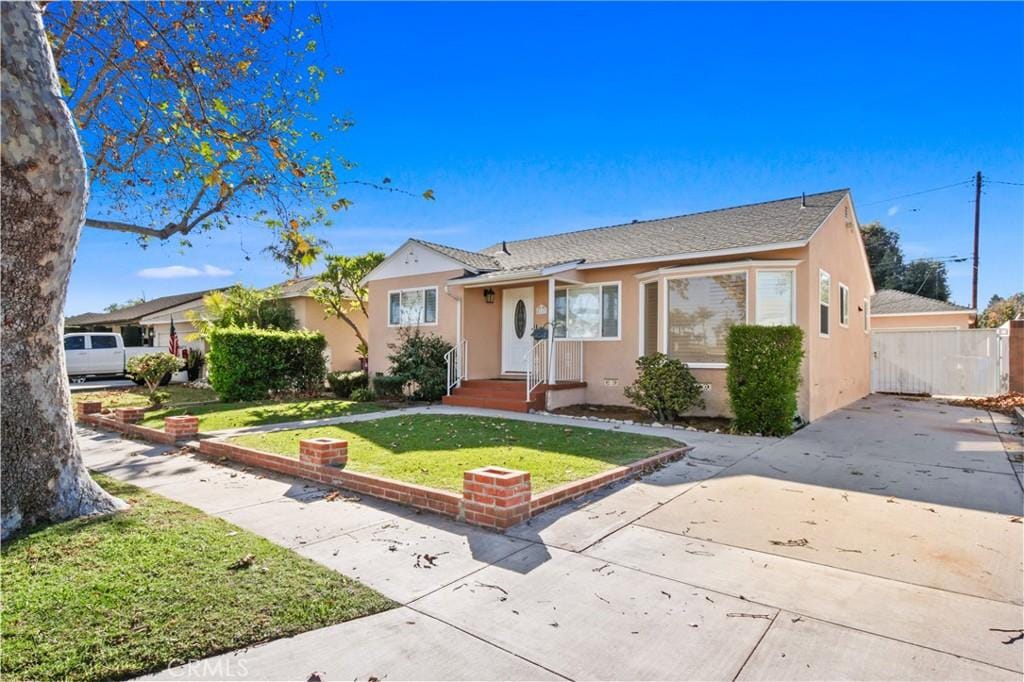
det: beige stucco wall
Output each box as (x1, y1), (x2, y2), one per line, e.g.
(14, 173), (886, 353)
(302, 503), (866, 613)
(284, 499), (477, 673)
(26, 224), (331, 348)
(365, 195), (872, 422)
(289, 296), (365, 372)
(871, 311), (974, 330)
(804, 196), (873, 421)
(367, 269), (463, 377)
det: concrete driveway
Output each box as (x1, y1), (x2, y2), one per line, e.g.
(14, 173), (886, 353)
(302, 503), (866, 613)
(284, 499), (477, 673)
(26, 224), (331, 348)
(77, 396), (1023, 681)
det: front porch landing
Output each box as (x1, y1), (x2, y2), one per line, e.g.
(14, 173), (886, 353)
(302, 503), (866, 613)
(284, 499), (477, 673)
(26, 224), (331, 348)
(442, 379), (586, 413)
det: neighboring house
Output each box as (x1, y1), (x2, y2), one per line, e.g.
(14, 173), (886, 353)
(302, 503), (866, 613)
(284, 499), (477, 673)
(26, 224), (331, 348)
(140, 275), (365, 372)
(65, 289), (216, 347)
(363, 189), (874, 422)
(870, 289), (976, 330)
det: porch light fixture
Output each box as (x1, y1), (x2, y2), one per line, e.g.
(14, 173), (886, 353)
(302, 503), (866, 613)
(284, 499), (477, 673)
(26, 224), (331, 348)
(483, 288), (496, 304)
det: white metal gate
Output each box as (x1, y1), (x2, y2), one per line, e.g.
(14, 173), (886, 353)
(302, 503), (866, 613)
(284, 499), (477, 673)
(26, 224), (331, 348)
(871, 328), (1008, 397)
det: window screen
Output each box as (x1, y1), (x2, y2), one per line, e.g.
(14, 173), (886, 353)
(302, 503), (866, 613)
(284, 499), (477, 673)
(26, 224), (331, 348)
(552, 284), (620, 339)
(819, 271), (831, 336)
(643, 281), (659, 356)
(667, 273), (746, 364)
(756, 271), (794, 326)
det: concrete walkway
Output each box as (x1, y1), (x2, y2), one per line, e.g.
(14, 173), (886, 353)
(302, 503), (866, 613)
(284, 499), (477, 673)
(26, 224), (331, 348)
(75, 395), (1023, 681)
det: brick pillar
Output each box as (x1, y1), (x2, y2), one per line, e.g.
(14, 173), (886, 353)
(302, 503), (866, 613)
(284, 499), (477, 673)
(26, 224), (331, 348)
(113, 406), (145, 424)
(164, 415), (200, 440)
(299, 437), (348, 466)
(75, 400), (103, 418)
(1010, 320), (1024, 394)
(462, 466), (531, 530)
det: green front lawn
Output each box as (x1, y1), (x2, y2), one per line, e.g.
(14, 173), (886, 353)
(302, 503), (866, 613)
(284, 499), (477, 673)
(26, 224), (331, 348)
(232, 414), (680, 493)
(1, 476), (395, 682)
(140, 398), (386, 432)
(71, 384), (218, 409)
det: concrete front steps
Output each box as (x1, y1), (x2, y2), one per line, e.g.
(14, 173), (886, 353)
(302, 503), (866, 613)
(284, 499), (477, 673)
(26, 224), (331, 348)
(442, 378), (585, 413)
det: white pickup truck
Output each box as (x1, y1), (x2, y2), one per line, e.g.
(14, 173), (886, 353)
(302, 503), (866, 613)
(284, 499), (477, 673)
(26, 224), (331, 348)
(64, 332), (155, 379)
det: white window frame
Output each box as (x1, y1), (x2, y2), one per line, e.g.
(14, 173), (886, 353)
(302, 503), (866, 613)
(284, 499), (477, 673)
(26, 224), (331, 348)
(554, 280), (622, 341)
(386, 286), (439, 327)
(637, 278), (659, 357)
(863, 297), (870, 334)
(754, 268), (797, 327)
(664, 268), (749, 369)
(839, 283), (850, 328)
(819, 269), (831, 338)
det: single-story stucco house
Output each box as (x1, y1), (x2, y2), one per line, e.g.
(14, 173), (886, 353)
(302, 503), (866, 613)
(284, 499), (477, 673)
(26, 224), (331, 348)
(65, 288), (216, 347)
(869, 289), (976, 330)
(363, 188), (874, 422)
(140, 275), (366, 372)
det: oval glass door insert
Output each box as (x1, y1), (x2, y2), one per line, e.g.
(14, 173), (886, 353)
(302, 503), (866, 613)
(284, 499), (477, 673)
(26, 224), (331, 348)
(514, 300), (527, 338)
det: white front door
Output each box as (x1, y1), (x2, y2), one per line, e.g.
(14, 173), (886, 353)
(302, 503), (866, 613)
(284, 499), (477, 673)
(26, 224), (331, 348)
(501, 287), (534, 373)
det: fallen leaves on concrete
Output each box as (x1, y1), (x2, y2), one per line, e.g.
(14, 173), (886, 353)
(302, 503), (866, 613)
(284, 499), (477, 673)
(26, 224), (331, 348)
(947, 392), (1024, 416)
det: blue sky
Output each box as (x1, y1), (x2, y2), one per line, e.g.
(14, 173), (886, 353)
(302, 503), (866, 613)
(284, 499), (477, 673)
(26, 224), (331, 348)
(67, 1), (1023, 314)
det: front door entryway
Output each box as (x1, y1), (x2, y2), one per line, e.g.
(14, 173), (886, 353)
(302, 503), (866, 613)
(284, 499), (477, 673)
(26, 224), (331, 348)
(501, 287), (534, 373)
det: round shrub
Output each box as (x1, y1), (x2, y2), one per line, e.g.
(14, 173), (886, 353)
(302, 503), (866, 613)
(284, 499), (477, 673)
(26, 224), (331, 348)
(624, 353), (705, 422)
(208, 327), (327, 401)
(349, 387), (374, 403)
(372, 375), (407, 401)
(126, 352), (184, 406)
(386, 328), (452, 401)
(327, 370), (368, 399)
(726, 325), (804, 436)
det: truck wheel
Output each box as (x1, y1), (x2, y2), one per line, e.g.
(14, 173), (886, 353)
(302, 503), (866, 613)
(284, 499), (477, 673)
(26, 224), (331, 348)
(129, 375), (146, 386)
(158, 372), (172, 386)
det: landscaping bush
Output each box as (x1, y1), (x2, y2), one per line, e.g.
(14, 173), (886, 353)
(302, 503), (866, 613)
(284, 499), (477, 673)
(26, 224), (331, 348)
(726, 325), (804, 437)
(349, 387), (375, 403)
(183, 349), (205, 381)
(126, 353), (184, 406)
(327, 370), (369, 398)
(208, 327), (327, 401)
(624, 353), (705, 422)
(372, 374), (407, 401)
(386, 327), (452, 401)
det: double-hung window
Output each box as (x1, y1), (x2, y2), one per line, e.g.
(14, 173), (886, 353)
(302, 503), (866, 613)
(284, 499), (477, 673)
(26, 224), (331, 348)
(667, 272), (747, 366)
(553, 283), (620, 339)
(755, 271), (795, 326)
(819, 270), (831, 337)
(839, 283), (850, 327)
(388, 287), (437, 326)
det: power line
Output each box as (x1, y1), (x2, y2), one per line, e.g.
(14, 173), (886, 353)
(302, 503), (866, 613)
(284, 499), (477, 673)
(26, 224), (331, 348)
(860, 179), (974, 207)
(987, 179), (1024, 186)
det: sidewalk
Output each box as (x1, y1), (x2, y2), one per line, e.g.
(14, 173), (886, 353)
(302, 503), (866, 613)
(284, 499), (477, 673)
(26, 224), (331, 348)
(76, 395), (1022, 681)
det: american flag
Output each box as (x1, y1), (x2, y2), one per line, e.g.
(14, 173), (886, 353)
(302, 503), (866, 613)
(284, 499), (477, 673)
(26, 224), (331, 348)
(168, 316), (180, 357)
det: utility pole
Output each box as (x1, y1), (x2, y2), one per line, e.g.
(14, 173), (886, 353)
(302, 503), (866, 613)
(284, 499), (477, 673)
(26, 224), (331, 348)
(972, 171), (982, 311)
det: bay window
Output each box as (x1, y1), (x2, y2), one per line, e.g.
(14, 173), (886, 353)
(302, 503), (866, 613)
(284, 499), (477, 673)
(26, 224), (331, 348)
(755, 270), (795, 326)
(553, 282), (620, 339)
(388, 287), (437, 326)
(667, 272), (746, 365)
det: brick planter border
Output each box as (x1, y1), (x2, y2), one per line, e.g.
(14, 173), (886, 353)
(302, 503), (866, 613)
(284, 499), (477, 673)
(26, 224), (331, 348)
(78, 413), (179, 445)
(77, 404), (693, 530)
(197, 436), (692, 530)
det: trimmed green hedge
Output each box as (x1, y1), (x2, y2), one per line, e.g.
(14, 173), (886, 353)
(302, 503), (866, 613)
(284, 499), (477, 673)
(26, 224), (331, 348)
(208, 327), (327, 401)
(725, 325), (804, 436)
(327, 370), (368, 399)
(624, 353), (705, 422)
(372, 375), (407, 400)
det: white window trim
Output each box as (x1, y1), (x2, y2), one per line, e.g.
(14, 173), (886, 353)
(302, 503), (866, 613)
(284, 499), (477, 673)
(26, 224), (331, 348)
(386, 286), (439, 327)
(663, 268), (749, 370)
(637, 278), (658, 357)
(819, 269), (831, 338)
(754, 268), (797, 327)
(554, 280), (622, 341)
(839, 283), (850, 328)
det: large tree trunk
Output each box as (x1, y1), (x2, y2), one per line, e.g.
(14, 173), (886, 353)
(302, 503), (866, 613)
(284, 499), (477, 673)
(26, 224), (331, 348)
(1, 2), (125, 539)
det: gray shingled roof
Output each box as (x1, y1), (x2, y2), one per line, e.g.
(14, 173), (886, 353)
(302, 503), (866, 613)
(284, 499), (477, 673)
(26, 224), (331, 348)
(411, 239), (501, 271)
(871, 289), (974, 315)
(66, 288), (217, 326)
(469, 189), (850, 270)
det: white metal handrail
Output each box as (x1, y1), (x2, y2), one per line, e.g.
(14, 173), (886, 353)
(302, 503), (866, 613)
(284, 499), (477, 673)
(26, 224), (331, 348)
(525, 338), (548, 400)
(444, 339), (468, 395)
(551, 339), (583, 383)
